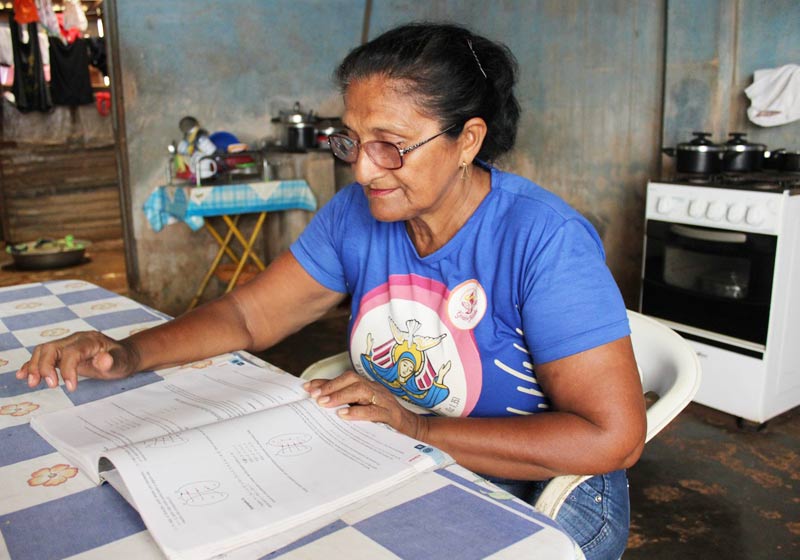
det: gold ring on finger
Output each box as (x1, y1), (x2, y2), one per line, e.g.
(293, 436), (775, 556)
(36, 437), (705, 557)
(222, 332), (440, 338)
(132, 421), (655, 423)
(370, 393), (377, 405)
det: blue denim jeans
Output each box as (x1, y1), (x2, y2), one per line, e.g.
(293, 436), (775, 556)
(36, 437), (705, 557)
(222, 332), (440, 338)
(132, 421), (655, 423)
(489, 469), (630, 560)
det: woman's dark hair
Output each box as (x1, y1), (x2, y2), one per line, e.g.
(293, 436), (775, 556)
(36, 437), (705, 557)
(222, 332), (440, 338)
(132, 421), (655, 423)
(335, 22), (520, 162)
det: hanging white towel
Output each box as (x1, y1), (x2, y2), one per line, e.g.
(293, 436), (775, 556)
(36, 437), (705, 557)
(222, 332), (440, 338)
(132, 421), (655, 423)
(744, 64), (800, 127)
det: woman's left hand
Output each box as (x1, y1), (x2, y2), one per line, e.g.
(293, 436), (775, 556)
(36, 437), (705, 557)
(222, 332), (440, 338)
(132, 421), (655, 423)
(304, 371), (428, 441)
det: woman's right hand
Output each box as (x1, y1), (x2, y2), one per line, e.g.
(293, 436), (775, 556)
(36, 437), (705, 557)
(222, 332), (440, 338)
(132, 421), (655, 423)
(15, 331), (139, 392)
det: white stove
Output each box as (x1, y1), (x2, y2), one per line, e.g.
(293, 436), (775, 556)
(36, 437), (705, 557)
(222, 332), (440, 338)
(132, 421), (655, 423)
(640, 174), (800, 424)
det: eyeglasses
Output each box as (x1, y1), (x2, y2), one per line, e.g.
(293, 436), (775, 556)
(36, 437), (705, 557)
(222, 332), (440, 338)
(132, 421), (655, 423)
(328, 124), (457, 170)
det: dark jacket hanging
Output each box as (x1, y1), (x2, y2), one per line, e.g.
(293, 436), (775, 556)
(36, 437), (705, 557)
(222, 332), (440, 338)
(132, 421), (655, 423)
(9, 14), (52, 113)
(49, 37), (94, 106)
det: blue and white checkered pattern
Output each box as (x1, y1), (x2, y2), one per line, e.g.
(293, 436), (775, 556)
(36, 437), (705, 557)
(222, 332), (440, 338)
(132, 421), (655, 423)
(143, 180), (317, 232)
(0, 282), (576, 560)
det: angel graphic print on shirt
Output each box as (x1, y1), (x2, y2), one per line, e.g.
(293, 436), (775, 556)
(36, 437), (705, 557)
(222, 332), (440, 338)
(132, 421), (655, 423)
(350, 275), (492, 417)
(290, 167), (630, 419)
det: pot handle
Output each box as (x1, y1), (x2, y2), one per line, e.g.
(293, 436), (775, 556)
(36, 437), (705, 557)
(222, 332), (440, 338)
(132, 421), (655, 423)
(662, 147), (676, 157)
(765, 147), (785, 158)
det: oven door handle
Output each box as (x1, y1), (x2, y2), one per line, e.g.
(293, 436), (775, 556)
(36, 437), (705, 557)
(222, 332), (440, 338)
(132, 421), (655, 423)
(669, 224), (748, 244)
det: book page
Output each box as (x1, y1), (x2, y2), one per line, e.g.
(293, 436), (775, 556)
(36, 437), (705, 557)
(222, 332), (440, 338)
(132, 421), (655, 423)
(31, 357), (308, 484)
(103, 397), (449, 560)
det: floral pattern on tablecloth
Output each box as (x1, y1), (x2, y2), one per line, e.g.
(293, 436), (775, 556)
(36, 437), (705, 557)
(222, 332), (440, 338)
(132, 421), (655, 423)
(0, 402), (39, 416)
(28, 464), (79, 487)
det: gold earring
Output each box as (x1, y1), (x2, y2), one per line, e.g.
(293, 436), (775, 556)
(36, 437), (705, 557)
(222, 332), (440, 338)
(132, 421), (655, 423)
(460, 161), (470, 181)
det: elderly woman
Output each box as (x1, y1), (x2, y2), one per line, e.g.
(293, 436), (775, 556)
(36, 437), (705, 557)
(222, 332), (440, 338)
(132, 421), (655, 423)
(18, 22), (645, 560)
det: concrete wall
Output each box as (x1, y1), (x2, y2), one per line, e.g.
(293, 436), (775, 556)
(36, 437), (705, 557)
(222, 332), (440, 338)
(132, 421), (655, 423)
(663, 0), (800, 152)
(111, 0), (800, 314)
(433, 0), (666, 305)
(114, 0), (368, 313)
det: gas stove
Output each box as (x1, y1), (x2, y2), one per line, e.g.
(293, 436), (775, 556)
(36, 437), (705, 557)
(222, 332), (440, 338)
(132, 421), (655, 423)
(647, 179), (789, 235)
(642, 170), (800, 424)
(666, 170), (800, 194)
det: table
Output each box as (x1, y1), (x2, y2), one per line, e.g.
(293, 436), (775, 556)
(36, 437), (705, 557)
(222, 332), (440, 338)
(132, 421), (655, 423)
(143, 180), (317, 310)
(0, 281), (579, 560)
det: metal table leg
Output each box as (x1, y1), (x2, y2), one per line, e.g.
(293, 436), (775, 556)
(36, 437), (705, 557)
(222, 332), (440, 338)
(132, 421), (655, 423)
(186, 212), (269, 311)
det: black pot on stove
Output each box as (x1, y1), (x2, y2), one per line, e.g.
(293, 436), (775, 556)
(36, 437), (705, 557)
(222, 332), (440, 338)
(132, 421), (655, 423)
(764, 149), (800, 173)
(662, 132), (725, 174)
(722, 133), (766, 172)
(781, 150), (800, 172)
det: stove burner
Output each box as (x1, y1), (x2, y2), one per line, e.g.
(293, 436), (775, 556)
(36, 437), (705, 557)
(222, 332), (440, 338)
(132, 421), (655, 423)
(669, 170), (800, 193)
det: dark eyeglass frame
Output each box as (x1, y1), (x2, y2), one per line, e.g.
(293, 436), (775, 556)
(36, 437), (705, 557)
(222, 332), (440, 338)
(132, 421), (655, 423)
(328, 124), (458, 170)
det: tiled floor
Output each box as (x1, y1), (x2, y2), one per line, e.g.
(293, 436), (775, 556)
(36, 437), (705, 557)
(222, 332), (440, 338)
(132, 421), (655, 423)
(1, 240), (797, 559)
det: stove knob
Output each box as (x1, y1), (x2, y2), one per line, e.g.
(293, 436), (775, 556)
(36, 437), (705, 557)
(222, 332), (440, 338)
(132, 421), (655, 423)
(688, 199), (707, 218)
(706, 201), (726, 221)
(656, 196), (674, 215)
(746, 205), (766, 226)
(727, 203), (746, 224)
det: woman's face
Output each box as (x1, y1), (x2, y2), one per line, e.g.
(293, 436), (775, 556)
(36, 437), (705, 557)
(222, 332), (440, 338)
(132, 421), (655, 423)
(397, 358), (415, 380)
(341, 75), (463, 223)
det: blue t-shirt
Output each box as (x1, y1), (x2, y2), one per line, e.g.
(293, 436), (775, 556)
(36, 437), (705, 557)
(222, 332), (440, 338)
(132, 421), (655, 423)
(290, 167), (629, 418)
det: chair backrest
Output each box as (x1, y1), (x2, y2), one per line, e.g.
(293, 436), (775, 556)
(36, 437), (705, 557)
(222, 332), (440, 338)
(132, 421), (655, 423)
(300, 351), (352, 381)
(533, 310), (702, 520)
(300, 310), (703, 444)
(627, 309), (702, 442)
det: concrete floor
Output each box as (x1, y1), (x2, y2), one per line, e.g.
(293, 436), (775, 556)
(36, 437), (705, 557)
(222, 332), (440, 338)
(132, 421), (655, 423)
(0, 238), (128, 294)
(1, 242), (797, 559)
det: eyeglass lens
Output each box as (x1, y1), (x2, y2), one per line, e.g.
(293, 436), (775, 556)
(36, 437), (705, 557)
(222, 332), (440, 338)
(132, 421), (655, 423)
(329, 135), (403, 169)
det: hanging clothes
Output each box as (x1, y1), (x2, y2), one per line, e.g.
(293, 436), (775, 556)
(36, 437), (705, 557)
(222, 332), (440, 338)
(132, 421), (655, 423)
(9, 14), (52, 112)
(12, 0), (38, 25)
(34, 0), (60, 38)
(49, 37), (93, 105)
(55, 12), (80, 44)
(88, 37), (107, 76)
(0, 21), (12, 65)
(62, 0), (88, 33)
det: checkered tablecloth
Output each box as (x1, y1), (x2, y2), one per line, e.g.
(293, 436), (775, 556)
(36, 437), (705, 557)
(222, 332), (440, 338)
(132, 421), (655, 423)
(0, 281), (577, 560)
(143, 180), (317, 232)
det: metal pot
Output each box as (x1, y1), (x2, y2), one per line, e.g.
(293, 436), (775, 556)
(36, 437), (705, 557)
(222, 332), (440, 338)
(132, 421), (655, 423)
(763, 148), (785, 170)
(778, 150), (800, 172)
(723, 133), (766, 172)
(314, 119), (344, 149)
(6, 238), (90, 270)
(272, 102), (318, 151)
(763, 148), (800, 172)
(662, 132), (725, 174)
(287, 123), (317, 151)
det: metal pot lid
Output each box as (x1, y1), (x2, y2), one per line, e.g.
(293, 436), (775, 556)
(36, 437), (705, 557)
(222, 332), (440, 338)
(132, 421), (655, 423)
(273, 101), (317, 124)
(677, 131), (725, 152)
(725, 132), (766, 152)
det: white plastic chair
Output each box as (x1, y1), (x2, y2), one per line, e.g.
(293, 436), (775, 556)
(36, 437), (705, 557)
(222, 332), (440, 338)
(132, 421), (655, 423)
(300, 309), (702, 520)
(532, 309), (702, 518)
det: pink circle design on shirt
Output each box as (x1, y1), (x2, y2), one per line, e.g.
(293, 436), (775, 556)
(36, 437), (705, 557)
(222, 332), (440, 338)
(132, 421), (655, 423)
(352, 274), (482, 416)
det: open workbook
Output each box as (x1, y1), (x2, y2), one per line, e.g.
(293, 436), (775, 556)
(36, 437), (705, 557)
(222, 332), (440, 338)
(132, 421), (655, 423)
(31, 356), (451, 560)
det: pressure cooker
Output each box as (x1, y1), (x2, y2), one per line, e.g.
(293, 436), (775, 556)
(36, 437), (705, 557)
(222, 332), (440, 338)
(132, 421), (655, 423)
(272, 102), (318, 151)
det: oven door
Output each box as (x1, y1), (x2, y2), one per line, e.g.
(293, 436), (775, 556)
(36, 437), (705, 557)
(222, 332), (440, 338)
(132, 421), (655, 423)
(640, 219), (776, 350)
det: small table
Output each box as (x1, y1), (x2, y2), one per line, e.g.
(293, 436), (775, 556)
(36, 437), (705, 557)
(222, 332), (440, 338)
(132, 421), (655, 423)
(0, 281), (579, 560)
(143, 180), (317, 310)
